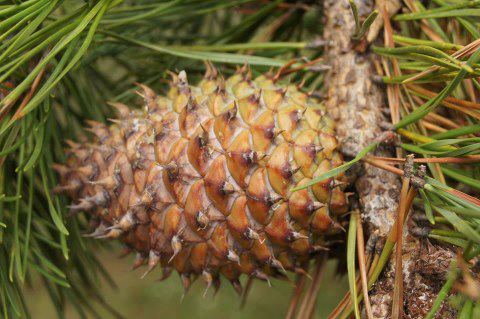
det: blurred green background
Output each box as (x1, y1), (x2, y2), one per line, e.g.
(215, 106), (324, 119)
(25, 248), (348, 319)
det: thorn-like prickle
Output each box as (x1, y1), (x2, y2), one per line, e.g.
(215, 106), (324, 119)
(141, 250), (161, 279)
(158, 267), (173, 281)
(69, 199), (94, 214)
(169, 235), (182, 263)
(313, 145), (324, 154)
(52, 163), (70, 176)
(118, 247), (132, 258)
(65, 140), (80, 149)
(89, 190), (109, 206)
(231, 279), (242, 296)
(227, 250), (240, 265)
(311, 245), (329, 253)
(89, 175), (119, 190)
(85, 121), (109, 141)
(289, 231), (309, 241)
(82, 223), (107, 238)
(76, 164), (96, 178)
(294, 267), (312, 279)
(245, 228), (260, 241)
(116, 210), (137, 231)
(310, 201), (325, 212)
(270, 258), (286, 273)
(181, 273), (191, 298)
(53, 179), (81, 193)
(132, 253), (146, 270)
(97, 228), (123, 239)
(331, 179), (348, 189)
(108, 101), (130, 118)
(252, 270), (271, 286)
(220, 182), (235, 195)
(202, 270), (213, 297)
(196, 211), (210, 229)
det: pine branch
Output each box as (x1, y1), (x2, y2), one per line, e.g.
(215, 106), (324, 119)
(0, 1), (323, 317)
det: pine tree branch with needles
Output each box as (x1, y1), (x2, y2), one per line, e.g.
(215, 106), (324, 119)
(1, 1), (480, 318)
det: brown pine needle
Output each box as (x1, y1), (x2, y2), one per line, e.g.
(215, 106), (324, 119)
(391, 155), (414, 319)
(367, 253), (380, 281)
(240, 277), (254, 309)
(12, 67), (46, 121)
(463, 79), (477, 103)
(306, 255), (328, 319)
(407, 84), (480, 110)
(366, 186), (417, 305)
(403, 0), (444, 43)
(379, 1), (401, 124)
(327, 250), (375, 319)
(355, 212), (373, 319)
(274, 59), (297, 80)
(367, 155), (480, 164)
(424, 112), (460, 130)
(327, 287), (351, 319)
(286, 274), (307, 319)
(0, 67), (45, 124)
(363, 157), (403, 175)
(403, 38), (480, 83)
(0, 68), (46, 168)
(420, 120), (447, 133)
(446, 188), (480, 207)
(296, 254), (327, 319)
(275, 56), (325, 79)
(365, 157), (480, 207)
(327, 227), (379, 318)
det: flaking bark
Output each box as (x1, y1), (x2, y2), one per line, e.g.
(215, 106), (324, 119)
(322, 0), (454, 318)
(322, 0), (399, 236)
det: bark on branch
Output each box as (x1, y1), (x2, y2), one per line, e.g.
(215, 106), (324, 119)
(322, 0), (455, 318)
(322, 0), (400, 236)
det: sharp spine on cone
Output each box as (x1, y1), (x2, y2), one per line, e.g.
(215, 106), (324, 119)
(55, 66), (348, 295)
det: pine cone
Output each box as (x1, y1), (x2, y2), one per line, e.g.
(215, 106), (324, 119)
(55, 66), (348, 294)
